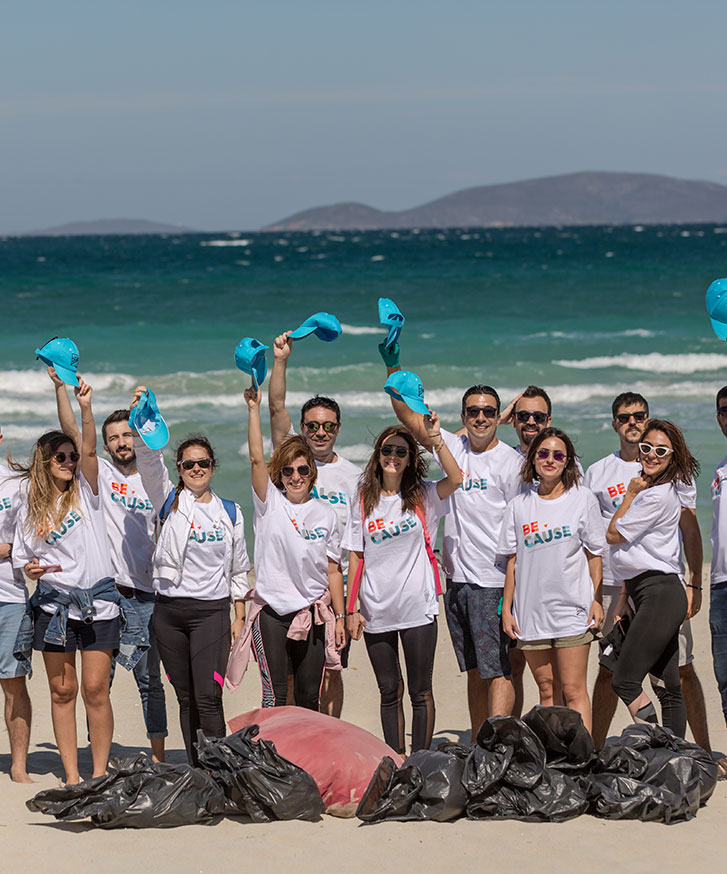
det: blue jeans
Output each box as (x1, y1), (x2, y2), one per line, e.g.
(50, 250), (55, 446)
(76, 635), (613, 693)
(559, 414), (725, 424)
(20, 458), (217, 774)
(710, 581), (727, 717)
(110, 590), (167, 738)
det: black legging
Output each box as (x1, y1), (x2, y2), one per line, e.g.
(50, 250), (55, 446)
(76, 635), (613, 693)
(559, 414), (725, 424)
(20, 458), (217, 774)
(252, 604), (326, 710)
(364, 619), (437, 754)
(153, 595), (230, 764)
(612, 571), (687, 737)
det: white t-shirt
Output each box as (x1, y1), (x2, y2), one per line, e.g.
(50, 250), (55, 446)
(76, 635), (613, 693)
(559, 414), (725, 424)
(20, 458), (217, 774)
(0, 465), (28, 603)
(253, 479), (340, 615)
(172, 500), (229, 600)
(310, 455), (362, 576)
(13, 473), (118, 621)
(585, 453), (695, 585)
(497, 485), (606, 640)
(98, 458), (156, 592)
(342, 481), (450, 633)
(434, 432), (522, 586)
(610, 482), (684, 580)
(710, 455), (727, 586)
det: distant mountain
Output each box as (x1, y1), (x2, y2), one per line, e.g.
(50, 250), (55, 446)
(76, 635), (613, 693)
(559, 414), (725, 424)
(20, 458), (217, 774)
(19, 218), (197, 237)
(263, 171), (727, 231)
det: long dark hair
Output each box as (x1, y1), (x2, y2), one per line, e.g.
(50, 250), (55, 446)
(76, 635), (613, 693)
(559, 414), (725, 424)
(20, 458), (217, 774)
(172, 434), (217, 512)
(640, 419), (699, 487)
(359, 426), (428, 517)
(522, 427), (581, 490)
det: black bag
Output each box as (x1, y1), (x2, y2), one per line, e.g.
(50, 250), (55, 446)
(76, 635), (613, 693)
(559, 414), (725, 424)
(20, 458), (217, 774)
(598, 615), (630, 672)
(27, 753), (227, 828)
(522, 705), (594, 771)
(196, 726), (325, 822)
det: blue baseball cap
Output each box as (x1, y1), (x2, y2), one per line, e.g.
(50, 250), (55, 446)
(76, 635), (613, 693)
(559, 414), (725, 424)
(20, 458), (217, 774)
(707, 278), (727, 341)
(234, 338), (269, 389)
(288, 312), (342, 343)
(35, 337), (80, 387)
(378, 298), (405, 349)
(128, 388), (170, 450)
(384, 370), (430, 416)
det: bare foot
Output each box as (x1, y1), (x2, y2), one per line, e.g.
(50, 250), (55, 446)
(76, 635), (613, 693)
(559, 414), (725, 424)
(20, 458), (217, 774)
(63, 775), (82, 786)
(10, 769), (35, 784)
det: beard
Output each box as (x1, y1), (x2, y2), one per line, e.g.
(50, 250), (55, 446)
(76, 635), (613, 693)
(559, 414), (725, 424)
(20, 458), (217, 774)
(109, 447), (136, 466)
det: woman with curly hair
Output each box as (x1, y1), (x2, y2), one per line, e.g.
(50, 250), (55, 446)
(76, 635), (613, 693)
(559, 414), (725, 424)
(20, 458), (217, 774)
(342, 418), (461, 753)
(606, 419), (700, 737)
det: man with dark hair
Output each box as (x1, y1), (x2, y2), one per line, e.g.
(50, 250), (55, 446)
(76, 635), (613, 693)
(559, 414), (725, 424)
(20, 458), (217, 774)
(51, 371), (167, 761)
(269, 331), (362, 718)
(509, 386), (552, 457)
(383, 345), (522, 740)
(586, 391), (713, 753)
(709, 385), (727, 741)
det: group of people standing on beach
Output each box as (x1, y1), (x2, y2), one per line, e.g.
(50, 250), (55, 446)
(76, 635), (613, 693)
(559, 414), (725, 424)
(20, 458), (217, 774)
(3, 326), (727, 785)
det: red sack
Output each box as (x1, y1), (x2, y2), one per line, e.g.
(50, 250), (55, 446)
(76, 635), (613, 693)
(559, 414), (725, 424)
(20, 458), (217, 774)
(228, 706), (403, 817)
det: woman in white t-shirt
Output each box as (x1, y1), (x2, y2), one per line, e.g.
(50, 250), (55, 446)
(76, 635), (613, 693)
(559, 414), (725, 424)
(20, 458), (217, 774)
(499, 427), (605, 734)
(12, 379), (118, 785)
(606, 419), (699, 738)
(343, 421), (461, 753)
(241, 385), (345, 711)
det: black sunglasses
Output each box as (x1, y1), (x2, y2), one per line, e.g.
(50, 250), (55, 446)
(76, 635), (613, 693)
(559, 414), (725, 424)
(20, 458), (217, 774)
(303, 421), (339, 434)
(465, 405), (498, 419)
(281, 464), (311, 478)
(718, 406), (727, 417)
(52, 451), (80, 464)
(380, 445), (409, 458)
(615, 411), (648, 424)
(178, 458), (213, 471)
(516, 410), (548, 425)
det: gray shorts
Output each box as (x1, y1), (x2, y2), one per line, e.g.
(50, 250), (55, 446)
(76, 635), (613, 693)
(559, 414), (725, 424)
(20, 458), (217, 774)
(0, 602), (29, 679)
(443, 581), (511, 679)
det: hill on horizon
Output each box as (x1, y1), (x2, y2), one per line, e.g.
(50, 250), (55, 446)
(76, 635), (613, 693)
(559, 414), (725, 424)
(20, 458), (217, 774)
(16, 218), (198, 237)
(262, 171), (727, 231)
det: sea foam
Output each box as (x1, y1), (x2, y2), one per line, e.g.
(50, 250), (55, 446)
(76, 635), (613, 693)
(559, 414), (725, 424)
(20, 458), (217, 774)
(553, 353), (727, 374)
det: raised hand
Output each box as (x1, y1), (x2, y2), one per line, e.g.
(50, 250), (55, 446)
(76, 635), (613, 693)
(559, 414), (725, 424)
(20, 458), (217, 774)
(273, 331), (293, 361)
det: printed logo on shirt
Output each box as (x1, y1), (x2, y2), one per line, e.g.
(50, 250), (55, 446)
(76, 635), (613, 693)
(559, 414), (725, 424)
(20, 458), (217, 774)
(522, 520), (572, 548)
(457, 470), (488, 494)
(367, 515), (418, 544)
(604, 481), (627, 509)
(712, 474), (727, 498)
(310, 484), (348, 507)
(110, 481), (153, 513)
(0, 496), (12, 512)
(288, 517), (327, 541)
(44, 510), (82, 546)
(188, 521), (225, 545)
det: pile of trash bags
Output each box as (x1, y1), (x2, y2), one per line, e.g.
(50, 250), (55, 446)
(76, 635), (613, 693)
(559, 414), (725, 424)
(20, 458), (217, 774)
(357, 706), (718, 825)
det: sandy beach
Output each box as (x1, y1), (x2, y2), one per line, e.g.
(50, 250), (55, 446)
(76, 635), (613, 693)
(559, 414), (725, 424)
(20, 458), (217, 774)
(2, 564), (725, 874)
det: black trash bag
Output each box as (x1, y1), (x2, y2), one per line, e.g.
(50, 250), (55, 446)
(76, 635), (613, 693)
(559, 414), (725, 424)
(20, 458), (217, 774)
(466, 767), (588, 823)
(522, 705), (594, 771)
(598, 615), (630, 672)
(27, 753), (227, 828)
(356, 745), (469, 823)
(196, 725), (324, 822)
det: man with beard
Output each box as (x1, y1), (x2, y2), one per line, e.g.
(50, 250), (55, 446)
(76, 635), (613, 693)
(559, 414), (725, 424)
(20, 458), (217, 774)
(51, 370), (167, 761)
(507, 386), (552, 457)
(585, 392), (712, 752)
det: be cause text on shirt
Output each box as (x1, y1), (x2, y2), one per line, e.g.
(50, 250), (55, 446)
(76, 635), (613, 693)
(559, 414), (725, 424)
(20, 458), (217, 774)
(311, 455), (361, 575)
(497, 485), (606, 639)
(0, 465), (28, 604)
(433, 430), (522, 586)
(13, 472), (117, 621)
(342, 481), (450, 634)
(253, 478), (341, 614)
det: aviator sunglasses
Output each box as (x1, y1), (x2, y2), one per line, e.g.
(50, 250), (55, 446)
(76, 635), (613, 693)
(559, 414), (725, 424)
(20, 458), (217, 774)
(303, 421), (339, 434)
(615, 411), (648, 424)
(536, 448), (567, 463)
(465, 405), (498, 419)
(380, 445), (409, 458)
(638, 443), (673, 458)
(178, 458), (213, 471)
(281, 464), (311, 478)
(53, 451), (80, 464)
(516, 410), (548, 425)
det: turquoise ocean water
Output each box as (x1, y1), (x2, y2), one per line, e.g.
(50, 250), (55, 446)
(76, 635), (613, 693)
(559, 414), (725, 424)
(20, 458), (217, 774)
(2, 224), (727, 556)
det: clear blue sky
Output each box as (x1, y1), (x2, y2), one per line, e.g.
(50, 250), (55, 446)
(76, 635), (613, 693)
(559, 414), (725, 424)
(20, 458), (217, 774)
(1, 0), (725, 232)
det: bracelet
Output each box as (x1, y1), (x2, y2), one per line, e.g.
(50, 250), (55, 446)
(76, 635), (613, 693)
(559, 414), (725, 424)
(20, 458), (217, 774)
(686, 584), (702, 590)
(433, 438), (444, 452)
(334, 612), (345, 619)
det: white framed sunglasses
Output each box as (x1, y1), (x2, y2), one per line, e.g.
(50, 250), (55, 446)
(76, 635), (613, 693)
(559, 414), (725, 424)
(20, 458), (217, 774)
(638, 442), (673, 458)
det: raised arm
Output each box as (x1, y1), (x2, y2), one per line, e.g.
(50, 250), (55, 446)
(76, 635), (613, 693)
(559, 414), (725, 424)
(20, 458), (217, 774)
(49, 366), (81, 447)
(380, 341), (433, 448)
(269, 330), (294, 449)
(74, 376), (99, 494)
(679, 507), (703, 619)
(245, 384), (268, 502)
(606, 477), (649, 544)
(425, 411), (463, 499)
(129, 385), (174, 514)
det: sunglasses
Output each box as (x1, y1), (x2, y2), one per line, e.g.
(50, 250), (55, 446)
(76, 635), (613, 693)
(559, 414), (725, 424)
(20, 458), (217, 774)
(303, 420), (339, 434)
(178, 458), (213, 471)
(536, 448), (567, 462)
(281, 464), (311, 478)
(53, 451), (80, 464)
(639, 442), (673, 458)
(718, 406), (727, 417)
(515, 410), (548, 425)
(380, 445), (409, 458)
(615, 411), (648, 424)
(465, 405), (498, 419)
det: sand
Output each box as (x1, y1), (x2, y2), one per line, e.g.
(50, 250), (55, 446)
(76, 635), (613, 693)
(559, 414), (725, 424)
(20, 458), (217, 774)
(2, 567), (725, 874)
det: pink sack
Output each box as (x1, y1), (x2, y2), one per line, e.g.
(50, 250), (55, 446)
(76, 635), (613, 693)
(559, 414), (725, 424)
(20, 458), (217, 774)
(228, 706), (403, 817)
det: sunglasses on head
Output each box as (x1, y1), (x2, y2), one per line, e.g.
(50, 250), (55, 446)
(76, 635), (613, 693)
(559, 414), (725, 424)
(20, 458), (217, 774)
(303, 420), (339, 434)
(53, 451), (80, 464)
(465, 405), (498, 419)
(380, 445), (409, 458)
(638, 442), (673, 458)
(536, 448), (567, 462)
(615, 411), (648, 424)
(281, 464), (311, 478)
(178, 458), (213, 471)
(516, 410), (548, 425)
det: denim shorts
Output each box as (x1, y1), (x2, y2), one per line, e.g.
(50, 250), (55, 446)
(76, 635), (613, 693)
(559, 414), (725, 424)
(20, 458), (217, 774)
(443, 581), (511, 679)
(33, 607), (120, 653)
(0, 602), (29, 679)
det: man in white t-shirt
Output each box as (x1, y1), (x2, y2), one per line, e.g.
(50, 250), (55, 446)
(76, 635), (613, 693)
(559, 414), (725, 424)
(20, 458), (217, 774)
(710, 384), (727, 734)
(52, 372), (167, 761)
(269, 331), (362, 718)
(585, 391), (712, 751)
(502, 385), (552, 458)
(0, 431), (33, 783)
(383, 345), (522, 740)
